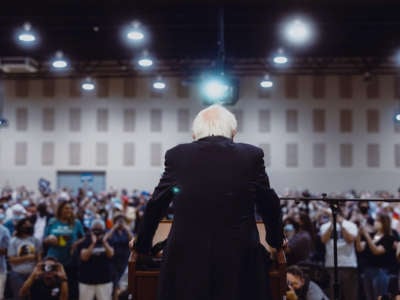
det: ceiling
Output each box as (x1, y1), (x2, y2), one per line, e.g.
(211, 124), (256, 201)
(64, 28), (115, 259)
(1, 0), (400, 77)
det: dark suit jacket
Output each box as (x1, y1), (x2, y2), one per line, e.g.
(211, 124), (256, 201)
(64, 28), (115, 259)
(135, 136), (283, 300)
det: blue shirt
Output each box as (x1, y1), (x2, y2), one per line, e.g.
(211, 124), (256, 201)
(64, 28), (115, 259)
(44, 218), (84, 266)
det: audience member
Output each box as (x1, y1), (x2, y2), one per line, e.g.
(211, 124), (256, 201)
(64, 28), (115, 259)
(104, 214), (133, 298)
(8, 217), (41, 300)
(286, 265), (328, 300)
(285, 213), (314, 265)
(43, 200), (84, 299)
(78, 219), (114, 300)
(4, 204), (26, 235)
(19, 256), (68, 300)
(320, 207), (358, 300)
(0, 220), (9, 300)
(356, 213), (397, 300)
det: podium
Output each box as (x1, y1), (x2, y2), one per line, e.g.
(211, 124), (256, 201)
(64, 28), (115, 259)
(128, 220), (286, 300)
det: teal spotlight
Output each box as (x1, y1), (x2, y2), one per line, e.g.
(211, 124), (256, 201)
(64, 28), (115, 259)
(199, 73), (239, 105)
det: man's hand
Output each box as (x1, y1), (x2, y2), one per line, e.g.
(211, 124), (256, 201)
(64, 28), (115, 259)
(275, 248), (287, 265)
(129, 237), (136, 251)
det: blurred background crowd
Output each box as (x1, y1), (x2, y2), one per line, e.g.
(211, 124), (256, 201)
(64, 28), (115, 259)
(1, 179), (400, 299)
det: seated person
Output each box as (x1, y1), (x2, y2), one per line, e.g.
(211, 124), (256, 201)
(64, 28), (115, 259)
(286, 265), (328, 300)
(19, 256), (68, 300)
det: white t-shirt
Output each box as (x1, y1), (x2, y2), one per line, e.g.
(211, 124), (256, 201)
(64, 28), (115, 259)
(320, 219), (358, 268)
(33, 215), (47, 242)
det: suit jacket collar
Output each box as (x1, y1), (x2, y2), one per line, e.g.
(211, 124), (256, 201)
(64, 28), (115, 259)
(196, 135), (233, 143)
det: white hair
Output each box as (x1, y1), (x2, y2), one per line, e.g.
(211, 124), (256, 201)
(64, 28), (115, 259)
(192, 104), (237, 140)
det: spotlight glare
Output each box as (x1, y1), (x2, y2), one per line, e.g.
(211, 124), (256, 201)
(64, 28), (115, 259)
(204, 80), (229, 100)
(284, 19), (312, 45)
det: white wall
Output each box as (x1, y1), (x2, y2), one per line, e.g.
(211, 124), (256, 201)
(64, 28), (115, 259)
(0, 75), (399, 194)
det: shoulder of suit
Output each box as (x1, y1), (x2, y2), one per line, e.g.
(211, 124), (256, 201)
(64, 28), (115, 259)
(234, 142), (263, 154)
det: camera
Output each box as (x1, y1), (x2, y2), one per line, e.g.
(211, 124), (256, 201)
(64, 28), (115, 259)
(41, 263), (58, 272)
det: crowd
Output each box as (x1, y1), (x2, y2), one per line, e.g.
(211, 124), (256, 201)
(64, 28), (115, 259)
(1, 180), (400, 300)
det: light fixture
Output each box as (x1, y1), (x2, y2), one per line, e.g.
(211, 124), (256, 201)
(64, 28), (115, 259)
(395, 112), (400, 123)
(126, 21), (144, 41)
(81, 77), (95, 91)
(283, 18), (314, 46)
(137, 50), (153, 68)
(260, 74), (273, 88)
(153, 76), (166, 90)
(17, 22), (37, 44)
(273, 48), (288, 65)
(51, 51), (68, 70)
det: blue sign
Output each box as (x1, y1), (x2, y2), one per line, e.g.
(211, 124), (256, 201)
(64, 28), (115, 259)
(80, 173), (93, 183)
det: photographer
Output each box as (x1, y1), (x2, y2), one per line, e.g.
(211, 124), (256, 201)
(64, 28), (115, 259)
(286, 265), (328, 300)
(19, 257), (68, 300)
(78, 219), (114, 300)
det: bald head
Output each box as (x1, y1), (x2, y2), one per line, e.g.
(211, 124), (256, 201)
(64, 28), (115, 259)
(192, 104), (237, 140)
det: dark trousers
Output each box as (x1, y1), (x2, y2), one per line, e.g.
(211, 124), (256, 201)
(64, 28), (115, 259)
(327, 267), (358, 300)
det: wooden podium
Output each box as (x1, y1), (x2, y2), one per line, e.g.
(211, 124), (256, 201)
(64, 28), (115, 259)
(128, 220), (286, 300)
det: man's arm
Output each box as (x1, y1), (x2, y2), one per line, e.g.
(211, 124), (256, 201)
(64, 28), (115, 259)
(133, 149), (177, 254)
(253, 148), (283, 249)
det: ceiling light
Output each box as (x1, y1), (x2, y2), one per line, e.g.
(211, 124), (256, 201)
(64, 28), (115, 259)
(395, 113), (400, 122)
(283, 18), (313, 46)
(260, 74), (273, 88)
(81, 77), (95, 91)
(127, 21), (144, 40)
(153, 76), (166, 90)
(137, 50), (153, 68)
(51, 51), (68, 69)
(17, 23), (37, 45)
(273, 48), (288, 65)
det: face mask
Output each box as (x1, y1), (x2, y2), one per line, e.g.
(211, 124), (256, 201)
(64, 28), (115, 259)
(83, 218), (91, 228)
(0, 214), (5, 222)
(22, 200), (30, 207)
(284, 224), (294, 232)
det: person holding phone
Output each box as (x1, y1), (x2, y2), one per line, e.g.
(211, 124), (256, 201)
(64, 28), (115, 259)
(19, 256), (68, 300)
(78, 219), (114, 300)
